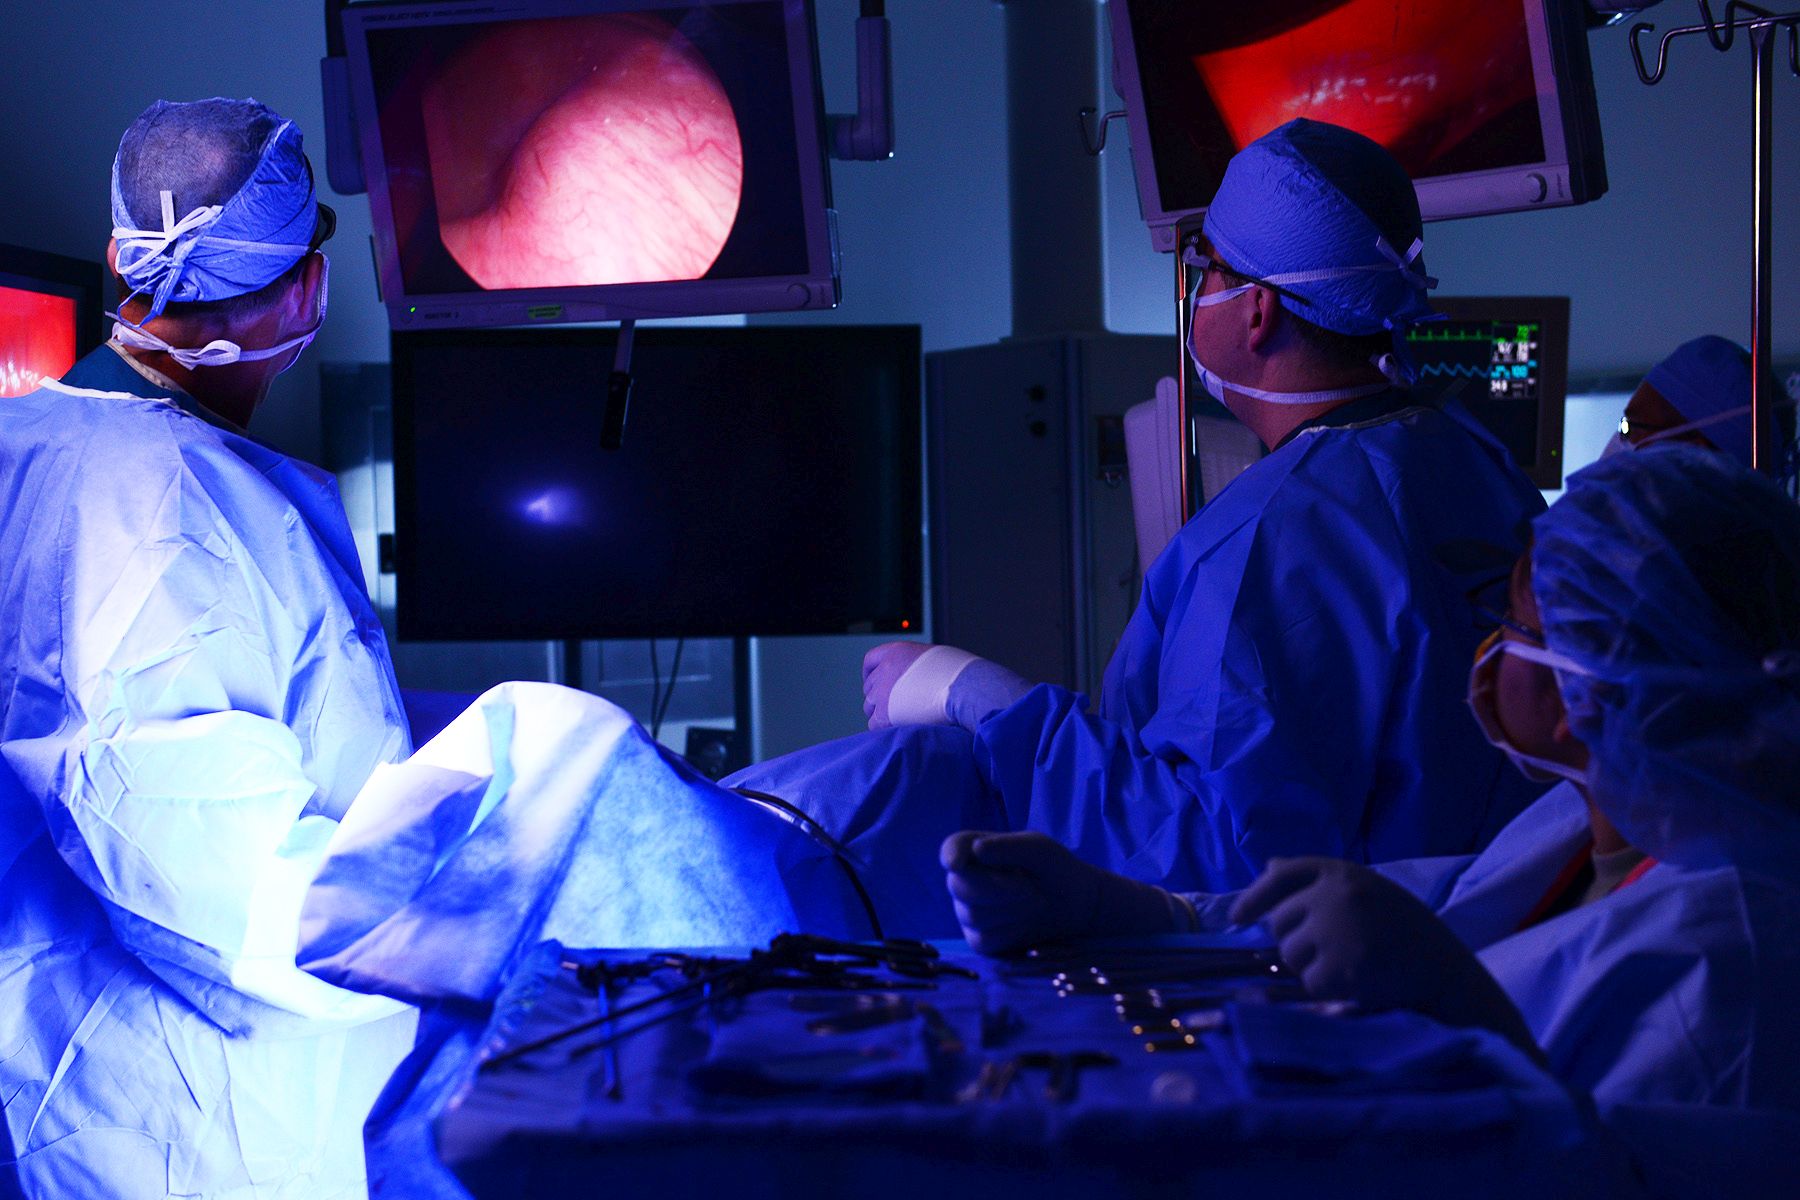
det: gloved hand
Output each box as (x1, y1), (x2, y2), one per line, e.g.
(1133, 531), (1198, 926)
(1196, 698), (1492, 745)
(863, 643), (1034, 731)
(862, 641), (936, 729)
(940, 831), (1194, 955)
(1230, 858), (1543, 1059)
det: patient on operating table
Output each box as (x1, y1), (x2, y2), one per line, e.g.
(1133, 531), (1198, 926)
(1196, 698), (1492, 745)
(943, 444), (1800, 1112)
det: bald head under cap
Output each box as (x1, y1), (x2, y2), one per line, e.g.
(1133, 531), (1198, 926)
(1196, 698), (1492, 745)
(111, 97), (323, 321)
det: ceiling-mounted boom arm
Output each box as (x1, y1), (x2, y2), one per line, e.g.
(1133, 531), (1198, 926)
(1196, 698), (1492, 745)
(320, 0), (365, 196)
(827, 2), (894, 161)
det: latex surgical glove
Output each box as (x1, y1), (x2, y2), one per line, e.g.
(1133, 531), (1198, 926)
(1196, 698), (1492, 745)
(1230, 857), (1544, 1062)
(862, 642), (1035, 732)
(941, 831), (1195, 956)
(862, 641), (935, 729)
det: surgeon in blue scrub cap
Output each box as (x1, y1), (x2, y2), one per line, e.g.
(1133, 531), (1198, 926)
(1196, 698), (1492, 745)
(0, 99), (831, 1199)
(1606, 334), (1795, 472)
(733, 119), (1547, 921)
(103, 97), (337, 431)
(946, 445), (1800, 1115)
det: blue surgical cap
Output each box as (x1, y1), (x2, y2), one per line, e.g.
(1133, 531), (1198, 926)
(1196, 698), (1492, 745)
(111, 99), (319, 321)
(1533, 444), (1800, 881)
(1644, 334), (1785, 470)
(1202, 119), (1437, 349)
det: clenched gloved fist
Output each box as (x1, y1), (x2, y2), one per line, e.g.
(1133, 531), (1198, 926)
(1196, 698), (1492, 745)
(862, 642), (1034, 732)
(941, 831), (1193, 956)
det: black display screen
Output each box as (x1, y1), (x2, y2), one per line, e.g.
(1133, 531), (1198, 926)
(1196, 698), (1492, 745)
(391, 324), (922, 639)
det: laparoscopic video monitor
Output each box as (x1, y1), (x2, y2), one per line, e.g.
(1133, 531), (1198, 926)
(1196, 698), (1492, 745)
(0, 243), (102, 399)
(342, 0), (839, 328)
(1110, 0), (1608, 251)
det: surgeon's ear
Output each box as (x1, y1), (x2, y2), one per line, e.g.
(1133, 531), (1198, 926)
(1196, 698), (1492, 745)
(1245, 285), (1282, 352)
(289, 253), (326, 321)
(105, 238), (120, 278)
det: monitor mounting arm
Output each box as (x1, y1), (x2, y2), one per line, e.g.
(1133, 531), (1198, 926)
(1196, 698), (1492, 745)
(827, 2), (894, 161)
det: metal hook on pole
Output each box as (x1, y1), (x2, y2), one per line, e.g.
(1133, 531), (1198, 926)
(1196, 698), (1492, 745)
(1078, 107), (1127, 155)
(1625, 2), (1800, 471)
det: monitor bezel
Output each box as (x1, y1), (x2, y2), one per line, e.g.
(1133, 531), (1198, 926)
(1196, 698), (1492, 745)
(342, 0), (840, 329)
(388, 322), (924, 641)
(0, 241), (106, 371)
(1108, 0), (1608, 253)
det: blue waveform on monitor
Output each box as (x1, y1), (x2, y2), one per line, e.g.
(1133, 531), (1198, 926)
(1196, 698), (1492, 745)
(1416, 362), (1496, 380)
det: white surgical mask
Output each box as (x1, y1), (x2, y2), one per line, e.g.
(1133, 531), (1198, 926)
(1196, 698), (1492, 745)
(1467, 630), (1591, 786)
(1185, 280), (1392, 408)
(109, 252), (329, 372)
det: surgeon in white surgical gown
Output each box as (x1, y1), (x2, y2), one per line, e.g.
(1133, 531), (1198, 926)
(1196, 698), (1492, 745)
(943, 444), (1800, 1114)
(0, 99), (823, 1199)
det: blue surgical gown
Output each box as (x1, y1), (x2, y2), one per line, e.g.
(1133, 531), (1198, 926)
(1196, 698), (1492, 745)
(731, 398), (1546, 915)
(1362, 783), (1800, 1109)
(0, 348), (824, 1198)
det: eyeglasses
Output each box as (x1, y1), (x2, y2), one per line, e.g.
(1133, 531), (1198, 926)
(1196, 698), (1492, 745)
(1183, 251), (1302, 307)
(308, 202), (337, 252)
(1465, 574), (1545, 643)
(1473, 601), (1545, 644)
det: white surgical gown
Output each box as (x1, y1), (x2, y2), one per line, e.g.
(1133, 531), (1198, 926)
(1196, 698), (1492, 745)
(0, 348), (419, 1197)
(0, 349), (819, 1197)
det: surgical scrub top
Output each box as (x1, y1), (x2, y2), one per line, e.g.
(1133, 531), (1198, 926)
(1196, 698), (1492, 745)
(0, 346), (417, 1198)
(977, 395), (1547, 892)
(1373, 783), (1800, 1109)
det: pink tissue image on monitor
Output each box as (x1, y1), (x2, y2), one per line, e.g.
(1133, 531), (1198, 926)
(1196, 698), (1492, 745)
(1189, 0), (1538, 177)
(0, 284), (77, 398)
(418, 13), (744, 290)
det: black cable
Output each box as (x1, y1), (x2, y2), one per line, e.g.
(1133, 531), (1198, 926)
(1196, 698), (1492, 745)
(653, 638), (685, 738)
(860, 0), (885, 17)
(648, 639), (663, 739)
(731, 787), (884, 941)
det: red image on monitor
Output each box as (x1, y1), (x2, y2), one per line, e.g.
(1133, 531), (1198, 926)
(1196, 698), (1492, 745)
(415, 13), (745, 290)
(0, 283), (78, 398)
(1187, 1), (1541, 180)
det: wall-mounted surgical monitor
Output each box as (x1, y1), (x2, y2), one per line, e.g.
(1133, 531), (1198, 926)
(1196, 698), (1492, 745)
(390, 323), (921, 641)
(342, 0), (839, 329)
(1110, 0), (1608, 252)
(0, 243), (102, 398)
(1407, 295), (1571, 490)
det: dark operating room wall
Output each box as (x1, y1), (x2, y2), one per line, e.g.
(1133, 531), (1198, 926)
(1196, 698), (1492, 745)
(3, 1), (1794, 752)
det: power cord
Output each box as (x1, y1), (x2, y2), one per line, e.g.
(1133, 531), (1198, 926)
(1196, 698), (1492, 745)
(648, 638), (685, 742)
(731, 786), (884, 941)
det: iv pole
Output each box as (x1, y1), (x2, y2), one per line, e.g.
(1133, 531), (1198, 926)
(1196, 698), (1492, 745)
(1630, 1), (1800, 472)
